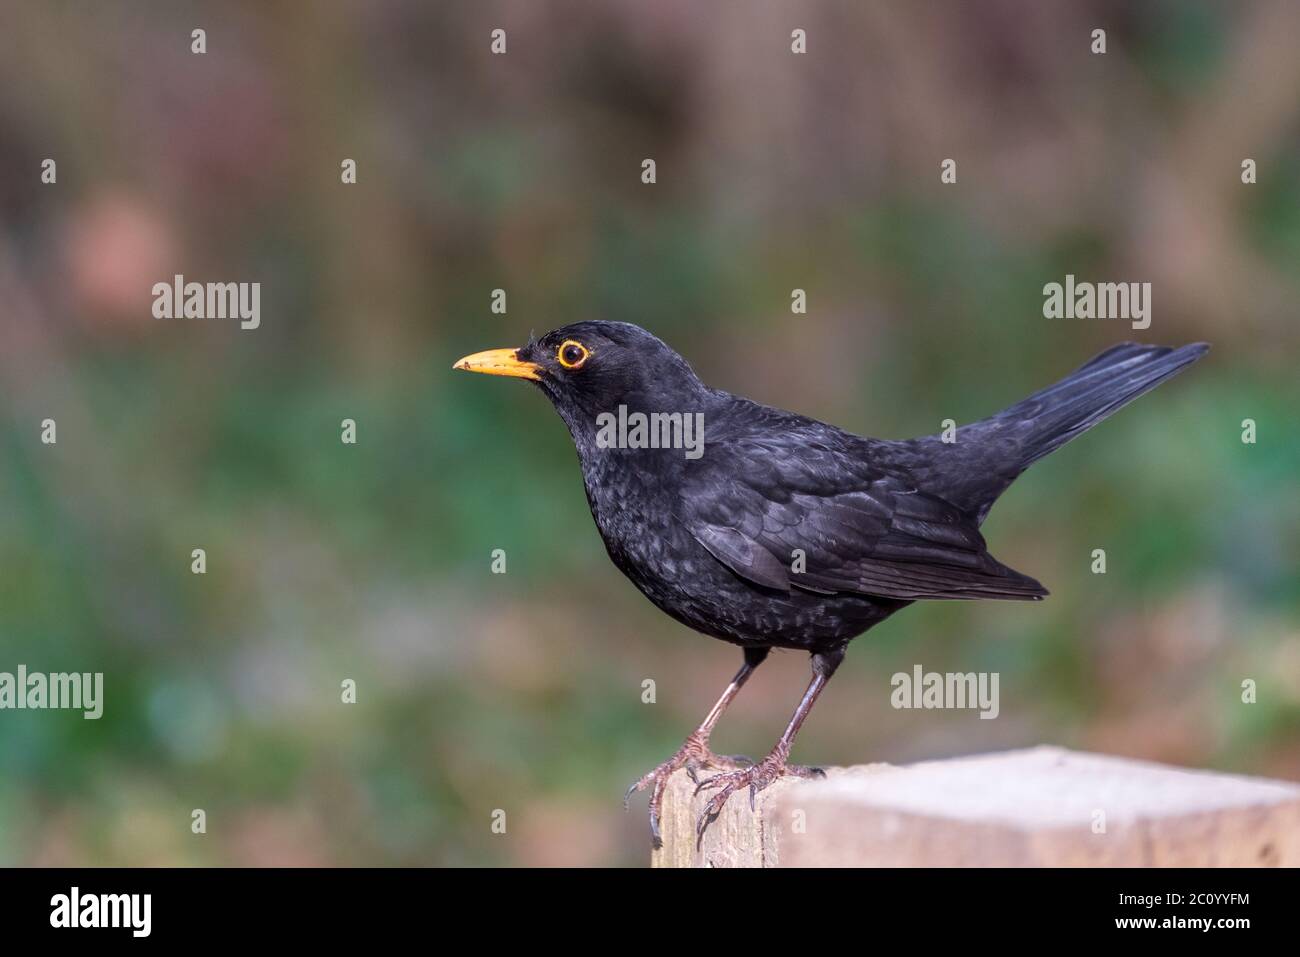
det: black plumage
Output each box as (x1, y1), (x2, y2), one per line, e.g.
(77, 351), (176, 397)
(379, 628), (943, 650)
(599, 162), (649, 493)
(455, 321), (1207, 845)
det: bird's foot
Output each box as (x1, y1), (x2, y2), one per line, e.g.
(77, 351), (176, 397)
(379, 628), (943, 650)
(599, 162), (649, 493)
(625, 730), (753, 848)
(692, 745), (825, 848)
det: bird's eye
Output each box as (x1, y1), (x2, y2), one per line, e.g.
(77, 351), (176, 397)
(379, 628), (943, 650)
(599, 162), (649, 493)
(557, 340), (590, 369)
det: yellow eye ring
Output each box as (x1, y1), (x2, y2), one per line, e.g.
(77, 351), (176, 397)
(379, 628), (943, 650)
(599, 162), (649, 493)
(557, 339), (590, 369)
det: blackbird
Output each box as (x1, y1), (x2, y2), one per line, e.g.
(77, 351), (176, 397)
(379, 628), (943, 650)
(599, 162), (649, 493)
(454, 322), (1207, 846)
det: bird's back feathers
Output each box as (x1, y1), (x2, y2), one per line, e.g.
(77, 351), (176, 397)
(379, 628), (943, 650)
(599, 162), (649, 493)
(675, 399), (1049, 603)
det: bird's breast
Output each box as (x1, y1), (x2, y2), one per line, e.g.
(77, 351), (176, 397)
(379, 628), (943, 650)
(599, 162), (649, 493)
(582, 456), (708, 592)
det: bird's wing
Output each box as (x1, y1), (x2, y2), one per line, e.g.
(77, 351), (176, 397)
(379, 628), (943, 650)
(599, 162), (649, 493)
(678, 433), (1047, 601)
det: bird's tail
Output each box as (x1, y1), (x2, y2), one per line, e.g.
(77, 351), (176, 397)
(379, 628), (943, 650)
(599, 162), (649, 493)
(938, 341), (1208, 520)
(994, 341), (1209, 469)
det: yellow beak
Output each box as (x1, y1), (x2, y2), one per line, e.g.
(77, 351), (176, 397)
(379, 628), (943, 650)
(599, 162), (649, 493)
(452, 347), (542, 381)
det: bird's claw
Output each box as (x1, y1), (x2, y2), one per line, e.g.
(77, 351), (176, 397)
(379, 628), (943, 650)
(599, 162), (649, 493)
(693, 753), (825, 848)
(624, 733), (754, 849)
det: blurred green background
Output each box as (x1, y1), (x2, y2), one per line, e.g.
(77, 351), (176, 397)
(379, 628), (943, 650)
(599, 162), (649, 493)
(0, 0), (1297, 866)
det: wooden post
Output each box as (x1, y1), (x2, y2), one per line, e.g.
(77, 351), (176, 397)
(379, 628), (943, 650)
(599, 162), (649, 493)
(651, 746), (1300, 867)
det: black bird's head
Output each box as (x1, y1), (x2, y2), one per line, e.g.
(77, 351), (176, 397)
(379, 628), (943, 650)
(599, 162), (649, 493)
(454, 321), (708, 451)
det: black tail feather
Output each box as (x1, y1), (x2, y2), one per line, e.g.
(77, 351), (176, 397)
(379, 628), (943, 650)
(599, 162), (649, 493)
(999, 342), (1209, 470)
(930, 341), (1209, 521)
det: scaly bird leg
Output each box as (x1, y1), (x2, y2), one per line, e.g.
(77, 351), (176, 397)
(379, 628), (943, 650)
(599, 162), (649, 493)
(626, 647), (769, 848)
(693, 648), (843, 848)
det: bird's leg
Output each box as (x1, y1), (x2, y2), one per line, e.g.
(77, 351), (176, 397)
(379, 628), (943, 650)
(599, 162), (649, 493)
(693, 648), (843, 847)
(626, 647), (768, 848)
